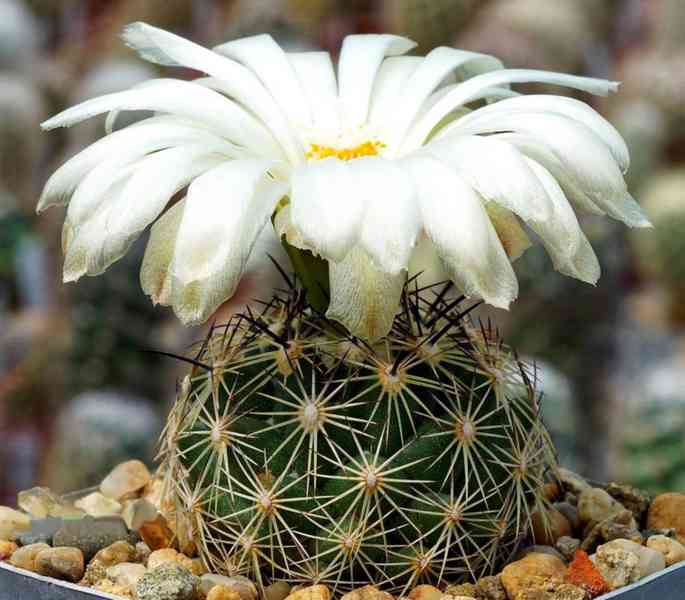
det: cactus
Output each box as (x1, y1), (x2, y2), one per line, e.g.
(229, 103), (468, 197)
(159, 282), (556, 593)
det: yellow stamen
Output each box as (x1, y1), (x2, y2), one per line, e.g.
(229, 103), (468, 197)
(305, 140), (386, 161)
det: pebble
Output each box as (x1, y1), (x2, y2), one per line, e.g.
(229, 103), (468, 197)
(532, 508), (572, 546)
(441, 596), (474, 600)
(285, 585), (331, 600)
(501, 553), (567, 599)
(556, 537), (581, 562)
(475, 575), (506, 600)
(592, 545), (640, 590)
(35, 546), (85, 582)
(557, 469), (590, 495)
(642, 527), (677, 539)
(17, 487), (84, 519)
(647, 493), (685, 544)
(0, 506), (31, 540)
(106, 562), (147, 589)
(9, 542), (50, 572)
(53, 515), (132, 562)
(0, 540), (17, 560)
(581, 510), (642, 552)
(94, 540), (137, 567)
(135, 563), (199, 600)
(200, 574), (259, 600)
(340, 587), (393, 600)
(101, 460), (151, 501)
(17, 517), (63, 546)
(75, 492), (122, 518)
(554, 503), (580, 533)
(135, 541), (152, 565)
(443, 583), (478, 597)
(605, 483), (651, 525)
(646, 534), (685, 566)
(597, 539), (665, 577)
(512, 577), (588, 600)
(264, 582), (292, 600)
(93, 578), (132, 597)
(122, 498), (158, 531)
(148, 548), (201, 575)
(512, 546), (566, 563)
(577, 488), (626, 525)
(408, 585), (442, 600)
(208, 586), (243, 600)
(139, 514), (175, 551)
(142, 478), (164, 509)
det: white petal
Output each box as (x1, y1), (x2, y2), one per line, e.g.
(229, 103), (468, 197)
(287, 51), (340, 139)
(140, 197), (186, 306)
(407, 232), (450, 289)
(466, 113), (650, 227)
(327, 246), (405, 341)
(337, 34), (416, 129)
(168, 160), (287, 324)
(401, 155), (518, 308)
(484, 204), (531, 261)
(62, 179), (128, 282)
(368, 56), (423, 131)
(101, 145), (228, 265)
(383, 46), (502, 148)
(525, 159), (600, 284)
(453, 95), (630, 172)
(426, 135), (551, 223)
(403, 69), (619, 150)
(42, 79), (283, 159)
(350, 157), (420, 273)
(37, 116), (228, 212)
(290, 159), (365, 262)
(62, 146), (229, 282)
(123, 22), (302, 162)
(215, 34), (312, 133)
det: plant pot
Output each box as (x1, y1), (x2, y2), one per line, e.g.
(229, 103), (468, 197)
(2, 561), (685, 600)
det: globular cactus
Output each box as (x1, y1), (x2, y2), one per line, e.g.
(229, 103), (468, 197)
(159, 283), (556, 593)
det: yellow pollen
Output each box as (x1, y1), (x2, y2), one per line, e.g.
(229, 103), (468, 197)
(305, 140), (386, 161)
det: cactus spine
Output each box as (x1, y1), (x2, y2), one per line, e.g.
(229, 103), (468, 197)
(159, 283), (556, 593)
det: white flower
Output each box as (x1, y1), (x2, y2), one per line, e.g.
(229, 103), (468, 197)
(38, 23), (651, 340)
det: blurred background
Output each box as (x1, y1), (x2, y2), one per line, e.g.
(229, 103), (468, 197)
(0, 0), (683, 504)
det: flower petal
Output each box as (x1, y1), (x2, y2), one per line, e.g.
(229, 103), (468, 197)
(525, 158), (600, 284)
(62, 145), (229, 282)
(215, 34), (312, 133)
(168, 160), (287, 324)
(101, 145), (228, 264)
(327, 246), (405, 341)
(42, 79), (283, 158)
(337, 34), (416, 129)
(467, 113), (651, 227)
(140, 196), (186, 306)
(402, 155), (518, 308)
(349, 157), (420, 274)
(484, 204), (531, 261)
(368, 56), (423, 132)
(383, 46), (502, 148)
(287, 51), (340, 139)
(426, 135), (551, 223)
(37, 116), (228, 212)
(123, 22), (302, 162)
(290, 159), (365, 262)
(454, 95), (630, 172)
(403, 69), (619, 150)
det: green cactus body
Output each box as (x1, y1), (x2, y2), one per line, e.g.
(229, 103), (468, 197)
(159, 285), (556, 593)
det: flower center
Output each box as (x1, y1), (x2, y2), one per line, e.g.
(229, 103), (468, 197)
(305, 140), (386, 161)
